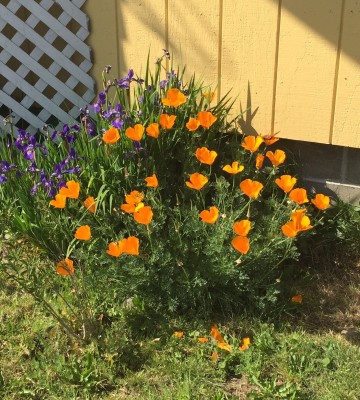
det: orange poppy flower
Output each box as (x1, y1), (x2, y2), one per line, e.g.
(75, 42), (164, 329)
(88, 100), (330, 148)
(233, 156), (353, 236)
(291, 209), (312, 231)
(198, 337), (209, 343)
(211, 352), (219, 362)
(186, 117), (200, 132)
(281, 209), (312, 238)
(50, 194), (67, 208)
(217, 342), (232, 352)
(126, 190), (144, 205)
(239, 337), (251, 351)
(56, 258), (74, 275)
(255, 154), (264, 170)
(83, 196), (96, 213)
(202, 91), (215, 102)
(74, 225), (91, 241)
(231, 236), (250, 254)
(134, 205), (153, 225)
(262, 133), (279, 146)
(266, 149), (286, 167)
(222, 161), (244, 174)
(289, 188), (309, 204)
(125, 124), (144, 141)
(174, 331), (184, 338)
(159, 113), (176, 129)
(102, 127), (120, 144)
(121, 191), (145, 213)
(210, 325), (225, 342)
(311, 194), (330, 210)
(146, 123), (160, 138)
(197, 111), (217, 129)
(106, 242), (121, 257)
(145, 174), (159, 188)
(121, 203), (135, 213)
(162, 88), (186, 108)
(275, 175), (297, 193)
(240, 179), (264, 199)
(199, 206), (219, 224)
(121, 236), (140, 255)
(59, 180), (80, 199)
(185, 173), (208, 190)
(241, 136), (264, 153)
(291, 294), (302, 304)
(106, 237), (139, 257)
(233, 220), (251, 236)
(195, 147), (218, 165)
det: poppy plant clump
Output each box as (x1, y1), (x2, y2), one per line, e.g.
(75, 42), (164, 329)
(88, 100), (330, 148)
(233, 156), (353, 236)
(0, 50), (336, 321)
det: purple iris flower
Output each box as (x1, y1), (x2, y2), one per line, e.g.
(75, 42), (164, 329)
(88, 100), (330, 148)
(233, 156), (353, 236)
(111, 118), (124, 129)
(86, 122), (97, 137)
(26, 162), (39, 173)
(115, 103), (123, 114)
(98, 92), (106, 103)
(92, 102), (101, 113)
(159, 79), (168, 89)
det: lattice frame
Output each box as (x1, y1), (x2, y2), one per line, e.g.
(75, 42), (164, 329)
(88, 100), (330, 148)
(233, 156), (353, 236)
(0, 0), (95, 133)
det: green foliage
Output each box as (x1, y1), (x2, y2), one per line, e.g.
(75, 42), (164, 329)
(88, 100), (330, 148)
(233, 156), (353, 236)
(0, 51), (352, 333)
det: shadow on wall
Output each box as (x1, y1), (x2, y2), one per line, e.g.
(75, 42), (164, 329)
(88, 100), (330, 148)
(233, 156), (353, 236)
(238, 81), (360, 204)
(267, 0), (360, 64)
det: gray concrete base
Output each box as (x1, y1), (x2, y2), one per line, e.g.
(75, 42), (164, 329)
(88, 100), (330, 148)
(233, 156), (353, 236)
(278, 139), (360, 205)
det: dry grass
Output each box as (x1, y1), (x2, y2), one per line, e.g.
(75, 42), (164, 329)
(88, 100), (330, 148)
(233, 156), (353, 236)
(294, 247), (360, 343)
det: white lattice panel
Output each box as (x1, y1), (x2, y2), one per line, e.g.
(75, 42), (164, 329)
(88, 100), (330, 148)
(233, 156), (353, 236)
(0, 0), (95, 134)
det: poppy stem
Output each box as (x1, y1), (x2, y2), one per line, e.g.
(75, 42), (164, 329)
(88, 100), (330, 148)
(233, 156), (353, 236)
(246, 201), (251, 219)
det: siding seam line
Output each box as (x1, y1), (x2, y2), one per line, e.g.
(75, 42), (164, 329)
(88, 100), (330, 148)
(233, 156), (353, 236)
(217, 0), (223, 102)
(114, 0), (121, 76)
(165, 0), (169, 71)
(329, 0), (346, 145)
(271, 0), (282, 134)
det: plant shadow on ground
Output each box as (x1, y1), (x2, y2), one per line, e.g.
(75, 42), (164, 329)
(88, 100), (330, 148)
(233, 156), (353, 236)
(288, 244), (360, 344)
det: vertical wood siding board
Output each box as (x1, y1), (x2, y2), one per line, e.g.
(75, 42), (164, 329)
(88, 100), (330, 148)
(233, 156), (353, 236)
(271, 0), (283, 134)
(168, 0), (219, 87)
(165, 0), (169, 70)
(221, 1), (278, 133)
(274, 0), (342, 143)
(0, 91), (45, 128)
(0, 32), (91, 109)
(56, 0), (89, 28)
(114, 0), (121, 76)
(329, 0), (346, 145)
(16, 0), (90, 59)
(0, 61), (74, 123)
(217, 0), (223, 101)
(332, 0), (360, 147)
(83, 0), (119, 91)
(0, 4), (94, 88)
(120, 1), (166, 76)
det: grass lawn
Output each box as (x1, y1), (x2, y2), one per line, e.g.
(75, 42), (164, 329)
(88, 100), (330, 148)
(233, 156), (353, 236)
(0, 234), (359, 399)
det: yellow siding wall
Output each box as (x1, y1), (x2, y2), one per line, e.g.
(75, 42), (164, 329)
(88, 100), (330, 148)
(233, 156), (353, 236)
(83, 0), (360, 148)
